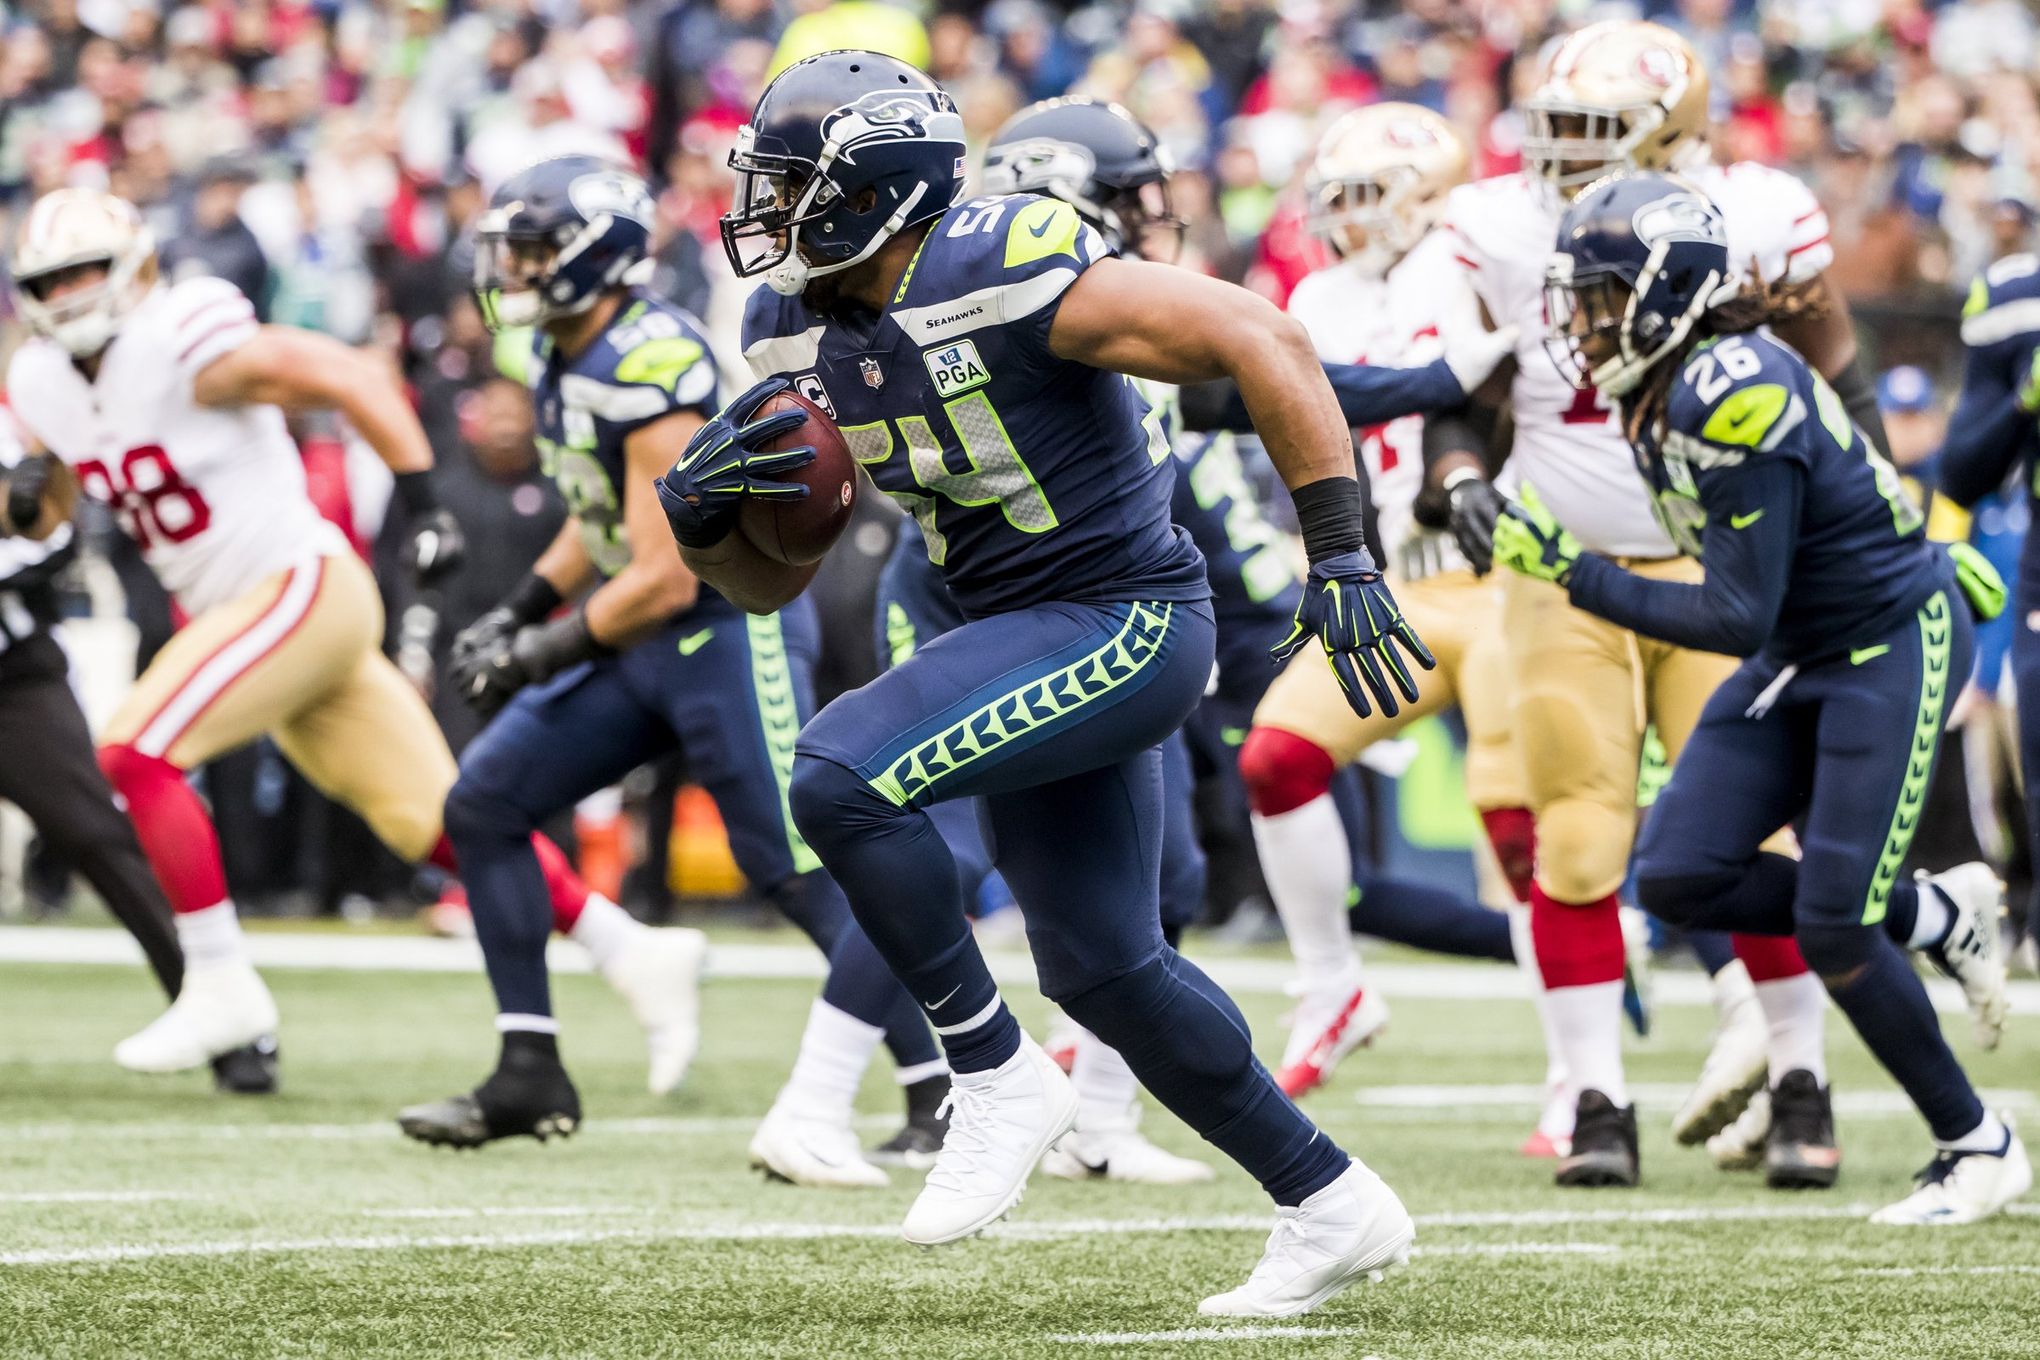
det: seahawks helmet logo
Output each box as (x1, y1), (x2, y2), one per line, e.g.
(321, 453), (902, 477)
(982, 138), (1095, 197)
(568, 170), (652, 229)
(825, 91), (965, 163)
(1632, 192), (1724, 249)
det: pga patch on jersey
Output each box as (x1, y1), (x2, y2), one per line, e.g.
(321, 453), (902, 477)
(923, 339), (990, 397)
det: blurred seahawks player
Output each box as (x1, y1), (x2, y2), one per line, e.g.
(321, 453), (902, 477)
(1939, 250), (2040, 967)
(946, 98), (1519, 1177)
(398, 156), (944, 1186)
(1495, 172), (2022, 1218)
(662, 53), (1427, 1315)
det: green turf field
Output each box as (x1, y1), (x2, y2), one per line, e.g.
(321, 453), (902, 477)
(2, 943), (2037, 1359)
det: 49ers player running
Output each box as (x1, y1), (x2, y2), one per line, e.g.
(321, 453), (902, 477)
(1437, 21), (1993, 1186)
(1241, 104), (1544, 1103)
(4, 188), (704, 1092)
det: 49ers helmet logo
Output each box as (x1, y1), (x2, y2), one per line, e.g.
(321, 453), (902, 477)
(1634, 46), (1682, 88)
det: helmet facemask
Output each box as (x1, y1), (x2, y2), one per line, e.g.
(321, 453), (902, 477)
(14, 238), (154, 359)
(1523, 101), (1667, 204)
(1543, 241), (1722, 398)
(1306, 165), (1437, 277)
(474, 213), (616, 332)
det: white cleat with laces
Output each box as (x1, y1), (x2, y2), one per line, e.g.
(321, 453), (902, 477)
(1673, 974), (1769, 1144)
(599, 925), (709, 1095)
(1916, 863), (2010, 1051)
(1871, 1117), (2031, 1226)
(1199, 1161), (1415, 1318)
(114, 961), (278, 1073)
(748, 1102), (890, 1188)
(902, 1034), (1077, 1246)
(1040, 1108), (1215, 1185)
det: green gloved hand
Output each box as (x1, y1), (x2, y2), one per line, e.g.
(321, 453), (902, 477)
(1493, 482), (1582, 585)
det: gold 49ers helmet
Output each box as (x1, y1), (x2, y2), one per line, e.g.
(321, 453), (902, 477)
(1523, 21), (1710, 202)
(1305, 102), (1469, 277)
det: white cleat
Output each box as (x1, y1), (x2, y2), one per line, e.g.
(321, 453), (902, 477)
(1673, 983), (1769, 1144)
(114, 961), (278, 1073)
(1917, 863), (2010, 1051)
(1706, 1088), (1772, 1171)
(748, 1103), (890, 1188)
(1198, 1161), (1414, 1318)
(1040, 1118), (1215, 1185)
(601, 926), (708, 1095)
(903, 1035), (1076, 1246)
(1871, 1117), (2031, 1226)
(1275, 975), (1390, 1100)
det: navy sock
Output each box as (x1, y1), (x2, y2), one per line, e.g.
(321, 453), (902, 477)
(443, 781), (552, 1018)
(1808, 928), (1983, 1143)
(1686, 927), (1736, 976)
(1063, 948), (1349, 1205)
(1879, 879), (1924, 948)
(790, 755), (1017, 1072)
(1348, 876), (1513, 962)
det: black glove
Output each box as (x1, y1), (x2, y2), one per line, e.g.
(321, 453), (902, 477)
(3, 453), (55, 537)
(655, 376), (815, 549)
(393, 471), (466, 584)
(454, 608), (605, 718)
(449, 574), (566, 714)
(1443, 468), (1505, 575)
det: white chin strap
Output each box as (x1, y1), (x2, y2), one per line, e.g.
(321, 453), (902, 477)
(1592, 261), (1722, 398)
(767, 182), (931, 298)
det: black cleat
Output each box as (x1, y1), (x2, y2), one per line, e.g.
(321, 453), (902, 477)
(1555, 1089), (1639, 1188)
(210, 1034), (280, 1095)
(1764, 1069), (1841, 1190)
(870, 1073), (950, 1168)
(398, 1031), (581, 1149)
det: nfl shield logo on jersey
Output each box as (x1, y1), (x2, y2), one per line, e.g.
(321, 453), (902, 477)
(859, 357), (885, 389)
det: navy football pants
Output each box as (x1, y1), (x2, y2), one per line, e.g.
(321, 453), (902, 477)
(446, 598), (936, 1071)
(795, 597), (1351, 1204)
(1635, 590), (1984, 1140)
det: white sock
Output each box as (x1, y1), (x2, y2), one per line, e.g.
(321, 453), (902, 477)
(1252, 793), (1359, 989)
(1944, 1109), (2010, 1154)
(1546, 980), (1627, 1108)
(1754, 973), (1827, 1085)
(1509, 906), (1573, 1137)
(175, 900), (247, 968)
(1070, 1026), (1141, 1135)
(496, 1013), (558, 1035)
(779, 999), (883, 1124)
(570, 893), (649, 974)
(1908, 886), (1954, 951)
(895, 1058), (949, 1087)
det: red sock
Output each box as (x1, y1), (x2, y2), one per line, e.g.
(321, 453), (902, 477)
(98, 744), (228, 915)
(1732, 932), (1809, 983)
(533, 834), (590, 933)
(1478, 806), (1537, 904)
(1239, 726), (1335, 817)
(427, 832), (590, 933)
(1528, 884), (1625, 988)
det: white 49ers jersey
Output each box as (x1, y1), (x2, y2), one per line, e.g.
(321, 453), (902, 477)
(7, 278), (345, 615)
(1440, 165), (1832, 557)
(1287, 231), (1474, 577)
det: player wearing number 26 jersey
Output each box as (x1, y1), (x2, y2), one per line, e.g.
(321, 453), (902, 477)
(5, 187), (680, 1093)
(1436, 20), (1860, 1186)
(685, 51), (1421, 1314)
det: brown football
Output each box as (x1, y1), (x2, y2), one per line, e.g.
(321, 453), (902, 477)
(736, 390), (859, 567)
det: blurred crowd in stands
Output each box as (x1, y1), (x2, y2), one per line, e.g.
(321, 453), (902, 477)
(0, 0), (2035, 921)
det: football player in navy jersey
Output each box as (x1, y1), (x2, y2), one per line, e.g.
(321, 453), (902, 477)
(1938, 253), (2040, 967)
(660, 53), (1427, 1314)
(397, 157), (945, 1188)
(1494, 172), (2026, 1222)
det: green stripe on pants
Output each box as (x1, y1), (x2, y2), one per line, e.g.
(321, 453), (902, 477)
(1863, 590), (1951, 925)
(746, 612), (821, 875)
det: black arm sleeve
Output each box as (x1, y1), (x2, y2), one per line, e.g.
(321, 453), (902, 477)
(1829, 352), (1892, 459)
(1177, 359), (1465, 435)
(1938, 344), (2033, 509)
(1566, 457), (1803, 656)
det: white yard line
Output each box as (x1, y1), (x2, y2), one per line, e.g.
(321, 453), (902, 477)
(359, 1206), (647, 1220)
(1357, 1084), (2040, 1117)
(1858, 1265), (2040, 1277)
(0, 1114), (890, 1144)
(11, 1202), (2030, 1268)
(6, 925), (2028, 1015)
(0, 1191), (192, 1204)
(1047, 1328), (1378, 1346)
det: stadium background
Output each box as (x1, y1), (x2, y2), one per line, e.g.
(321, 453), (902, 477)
(0, 0), (2031, 940)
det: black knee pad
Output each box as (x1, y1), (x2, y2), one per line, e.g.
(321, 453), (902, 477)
(1796, 921), (1878, 979)
(1635, 871), (1742, 929)
(788, 753), (890, 852)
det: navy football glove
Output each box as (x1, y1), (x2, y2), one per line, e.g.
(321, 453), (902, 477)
(656, 376), (816, 549)
(1271, 550), (1435, 718)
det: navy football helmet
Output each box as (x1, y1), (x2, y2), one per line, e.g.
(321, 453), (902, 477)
(473, 155), (653, 331)
(722, 50), (967, 297)
(1544, 170), (1733, 397)
(981, 98), (1183, 260)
